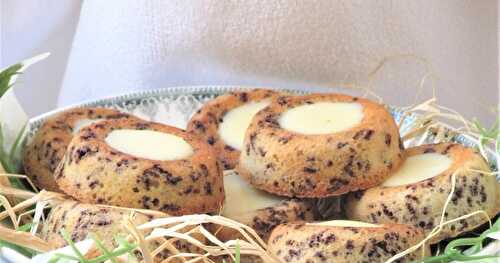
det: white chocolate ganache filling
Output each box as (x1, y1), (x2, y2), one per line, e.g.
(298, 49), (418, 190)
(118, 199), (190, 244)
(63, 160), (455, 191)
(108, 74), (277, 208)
(278, 102), (364, 135)
(309, 220), (380, 228)
(382, 153), (453, 187)
(218, 100), (271, 150)
(222, 171), (284, 218)
(73, 119), (104, 135)
(105, 129), (194, 161)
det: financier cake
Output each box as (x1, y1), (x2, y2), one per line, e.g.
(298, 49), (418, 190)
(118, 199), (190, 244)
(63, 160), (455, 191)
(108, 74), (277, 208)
(187, 89), (281, 170)
(40, 200), (205, 262)
(237, 93), (403, 198)
(267, 220), (429, 263)
(54, 118), (224, 216)
(345, 143), (498, 243)
(23, 107), (135, 191)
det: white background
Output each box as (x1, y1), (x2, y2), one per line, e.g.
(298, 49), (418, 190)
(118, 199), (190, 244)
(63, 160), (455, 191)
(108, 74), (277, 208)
(1, 1), (499, 124)
(1, 1), (81, 116)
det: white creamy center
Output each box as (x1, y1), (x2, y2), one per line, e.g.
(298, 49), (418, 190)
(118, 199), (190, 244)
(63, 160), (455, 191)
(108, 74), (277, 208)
(218, 100), (271, 150)
(105, 129), (194, 161)
(73, 119), (104, 135)
(309, 220), (380, 228)
(382, 153), (453, 187)
(278, 102), (364, 135)
(222, 171), (284, 218)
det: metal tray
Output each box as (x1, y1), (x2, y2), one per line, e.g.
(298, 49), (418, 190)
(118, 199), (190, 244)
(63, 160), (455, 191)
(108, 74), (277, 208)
(4, 85), (496, 262)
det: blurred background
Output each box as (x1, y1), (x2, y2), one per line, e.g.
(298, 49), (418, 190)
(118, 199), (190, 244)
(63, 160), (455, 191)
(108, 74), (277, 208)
(1, 0), (498, 124)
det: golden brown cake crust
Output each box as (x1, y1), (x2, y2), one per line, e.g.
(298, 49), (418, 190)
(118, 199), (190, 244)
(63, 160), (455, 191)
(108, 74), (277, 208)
(345, 143), (497, 243)
(237, 93), (403, 198)
(187, 89), (281, 170)
(40, 200), (152, 250)
(40, 200), (204, 262)
(55, 118), (224, 216)
(23, 107), (134, 192)
(268, 222), (429, 263)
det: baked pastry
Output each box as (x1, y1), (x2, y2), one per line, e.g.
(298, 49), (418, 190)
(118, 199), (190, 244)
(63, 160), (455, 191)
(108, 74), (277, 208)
(345, 143), (497, 243)
(40, 200), (204, 261)
(215, 170), (316, 242)
(187, 89), (280, 170)
(268, 220), (429, 263)
(23, 107), (134, 191)
(237, 93), (403, 198)
(40, 200), (153, 256)
(54, 118), (224, 215)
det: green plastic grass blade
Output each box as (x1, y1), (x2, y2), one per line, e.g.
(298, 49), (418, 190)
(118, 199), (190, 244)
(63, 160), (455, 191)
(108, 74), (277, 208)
(60, 229), (89, 263)
(89, 234), (118, 263)
(235, 240), (240, 263)
(0, 64), (22, 98)
(0, 239), (34, 258)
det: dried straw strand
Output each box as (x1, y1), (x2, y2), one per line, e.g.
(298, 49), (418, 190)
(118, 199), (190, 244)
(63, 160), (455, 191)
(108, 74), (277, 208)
(124, 217), (154, 263)
(0, 225), (53, 252)
(0, 195), (17, 229)
(0, 185), (36, 199)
